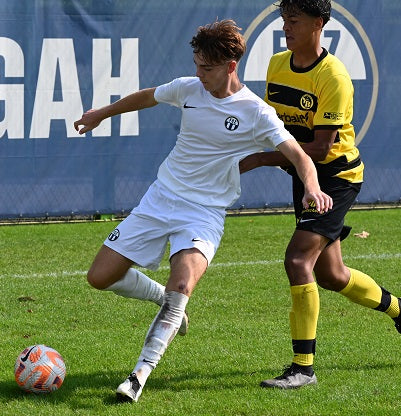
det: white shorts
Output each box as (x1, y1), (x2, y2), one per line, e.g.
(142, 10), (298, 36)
(103, 180), (226, 270)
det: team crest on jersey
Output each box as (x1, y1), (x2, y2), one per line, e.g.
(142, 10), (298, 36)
(242, 1), (378, 145)
(108, 228), (120, 241)
(225, 116), (239, 131)
(300, 94), (314, 110)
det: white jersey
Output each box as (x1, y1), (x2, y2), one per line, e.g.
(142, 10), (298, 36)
(154, 77), (294, 208)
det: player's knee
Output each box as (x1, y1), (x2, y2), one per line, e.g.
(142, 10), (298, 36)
(284, 252), (305, 274)
(177, 281), (192, 296)
(166, 280), (193, 297)
(87, 269), (108, 290)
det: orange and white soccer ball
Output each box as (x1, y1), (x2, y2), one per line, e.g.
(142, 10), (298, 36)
(14, 344), (66, 393)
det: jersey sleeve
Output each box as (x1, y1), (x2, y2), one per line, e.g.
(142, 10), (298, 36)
(314, 74), (354, 128)
(154, 78), (183, 107)
(255, 104), (295, 149)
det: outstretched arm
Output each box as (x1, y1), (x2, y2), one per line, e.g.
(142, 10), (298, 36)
(239, 129), (337, 173)
(277, 139), (333, 213)
(74, 87), (158, 134)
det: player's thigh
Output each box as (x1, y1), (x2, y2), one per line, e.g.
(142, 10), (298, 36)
(285, 230), (328, 270)
(87, 245), (133, 289)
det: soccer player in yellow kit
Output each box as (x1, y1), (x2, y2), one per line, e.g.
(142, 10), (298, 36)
(240, 0), (401, 389)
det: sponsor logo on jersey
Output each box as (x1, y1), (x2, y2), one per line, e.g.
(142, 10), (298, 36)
(324, 112), (343, 121)
(277, 112), (309, 125)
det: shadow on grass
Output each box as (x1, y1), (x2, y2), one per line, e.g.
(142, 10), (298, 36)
(147, 361), (400, 392)
(1, 361), (399, 408)
(0, 366), (267, 408)
(0, 371), (125, 406)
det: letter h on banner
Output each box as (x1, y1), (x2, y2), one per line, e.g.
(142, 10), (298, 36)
(92, 38), (139, 137)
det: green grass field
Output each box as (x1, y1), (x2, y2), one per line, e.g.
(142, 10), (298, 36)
(1, 209), (400, 415)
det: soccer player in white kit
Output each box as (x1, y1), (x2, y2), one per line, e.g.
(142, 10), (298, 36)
(74, 19), (332, 402)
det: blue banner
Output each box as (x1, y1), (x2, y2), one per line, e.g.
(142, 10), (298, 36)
(0, 1), (400, 218)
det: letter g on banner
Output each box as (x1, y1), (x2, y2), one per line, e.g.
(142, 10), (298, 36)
(242, 1), (379, 145)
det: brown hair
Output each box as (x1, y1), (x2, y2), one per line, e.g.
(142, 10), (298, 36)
(190, 19), (246, 65)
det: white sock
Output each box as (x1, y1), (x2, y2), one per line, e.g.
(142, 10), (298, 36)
(133, 291), (189, 387)
(104, 268), (164, 305)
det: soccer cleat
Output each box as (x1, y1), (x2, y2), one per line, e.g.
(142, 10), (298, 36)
(260, 364), (317, 389)
(178, 310), (189, 336)
(393, 298), (401, 333)
(116, 372), (143, 402)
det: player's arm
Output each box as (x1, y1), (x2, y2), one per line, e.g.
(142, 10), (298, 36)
(74, 87), (158, 134)
(279, 138), (333, 213)
(300, 128), (338, 161)
(239, 128), (338, 173)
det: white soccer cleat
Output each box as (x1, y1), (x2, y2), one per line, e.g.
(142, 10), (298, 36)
(260, 364), (317, 389)
(116, 372), (143, 402)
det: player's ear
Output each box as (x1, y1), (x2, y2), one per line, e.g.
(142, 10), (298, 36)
(227, 60), (237, 74)
(314, 16), (324, 31)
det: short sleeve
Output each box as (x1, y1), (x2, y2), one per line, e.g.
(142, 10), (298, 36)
(154, 78), (182, 107)
(255, 104), (295, 149)
(314, 74), (353, 127)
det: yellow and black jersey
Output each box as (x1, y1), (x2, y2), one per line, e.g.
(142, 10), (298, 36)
(265, 48), (363, 183)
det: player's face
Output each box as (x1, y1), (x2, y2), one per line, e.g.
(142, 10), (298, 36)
(193, 53), (232, 98)
(281, 10), (323, 52)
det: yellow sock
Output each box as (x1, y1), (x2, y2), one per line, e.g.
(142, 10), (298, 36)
(340, 268), (400, 318)
(290, 282), (319, 367)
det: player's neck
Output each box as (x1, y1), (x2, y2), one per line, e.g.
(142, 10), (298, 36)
(210, 75), (243, 99)
(292, 46), (324, 69)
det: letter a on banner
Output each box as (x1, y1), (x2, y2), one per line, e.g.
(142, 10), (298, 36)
(30, 38), (83, 139)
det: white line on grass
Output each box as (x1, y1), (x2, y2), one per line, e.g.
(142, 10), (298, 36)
(3, 253), (401, 280)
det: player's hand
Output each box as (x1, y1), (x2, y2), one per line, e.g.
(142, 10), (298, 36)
(302, 190), (333, 214)
(74, 109), (103, 134)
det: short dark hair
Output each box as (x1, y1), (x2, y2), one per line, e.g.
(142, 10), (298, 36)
(278, 0), (331, 26)
(190, 19), (246, 65)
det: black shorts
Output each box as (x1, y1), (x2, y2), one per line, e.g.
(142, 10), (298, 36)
(292, 175), (362, 242)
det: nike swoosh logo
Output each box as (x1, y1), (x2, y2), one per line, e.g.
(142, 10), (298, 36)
(192, 238), (202, 242)
(268, 91), (280, 96)
(21, 346), (36, 362)
(299, 218), (316, 223)
(184, 103), (197, 108)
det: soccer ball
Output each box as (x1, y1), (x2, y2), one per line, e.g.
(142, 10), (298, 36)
(14, 344), (66, 394)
